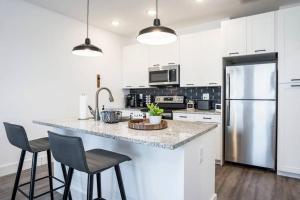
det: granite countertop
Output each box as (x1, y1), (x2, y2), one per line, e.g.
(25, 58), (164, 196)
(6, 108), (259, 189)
(120, 108), (221, 115)
(33, 119), (217, 150)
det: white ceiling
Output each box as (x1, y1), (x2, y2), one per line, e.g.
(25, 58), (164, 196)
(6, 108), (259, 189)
(23, 0), (300, 37)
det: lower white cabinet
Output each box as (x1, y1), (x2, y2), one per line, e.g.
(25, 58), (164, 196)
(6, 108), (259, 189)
(173, 112), (223, 164)
(278, 84), (300, 176)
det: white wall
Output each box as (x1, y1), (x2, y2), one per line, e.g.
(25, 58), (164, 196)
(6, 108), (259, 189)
(0, 0), (127, 176)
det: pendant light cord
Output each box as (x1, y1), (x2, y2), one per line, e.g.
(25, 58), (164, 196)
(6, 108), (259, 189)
(156, 0), (158, 19)
(87, 0), (89, 38)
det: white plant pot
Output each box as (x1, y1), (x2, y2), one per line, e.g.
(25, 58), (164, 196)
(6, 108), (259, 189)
(149, 116), (162, 124)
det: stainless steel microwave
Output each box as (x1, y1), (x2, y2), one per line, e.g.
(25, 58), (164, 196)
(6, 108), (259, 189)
(148, 65), (180, 86)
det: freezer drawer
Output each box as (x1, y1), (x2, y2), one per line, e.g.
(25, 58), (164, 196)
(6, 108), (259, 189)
(226, 63), (276, 100)
(225, 100), (276, 168)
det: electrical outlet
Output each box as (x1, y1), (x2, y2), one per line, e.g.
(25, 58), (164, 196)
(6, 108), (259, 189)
(203, 93), (210, 100)
(199, 147), (204, 164)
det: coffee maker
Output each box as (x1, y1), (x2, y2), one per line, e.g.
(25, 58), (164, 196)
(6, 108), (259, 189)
(125, 94), (137, 108)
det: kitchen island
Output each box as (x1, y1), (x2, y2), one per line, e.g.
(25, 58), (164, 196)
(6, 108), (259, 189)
(34, 119), (218, 200)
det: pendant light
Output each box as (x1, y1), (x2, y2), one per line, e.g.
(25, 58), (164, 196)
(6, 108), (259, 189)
(72, 0), (103, 57)
(137, 0), (177, 45)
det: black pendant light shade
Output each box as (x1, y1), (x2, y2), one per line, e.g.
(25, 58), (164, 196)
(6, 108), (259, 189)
(72, 0), (103, 57)
(137, 0), (177, 45)
(72, 38), (103, 57)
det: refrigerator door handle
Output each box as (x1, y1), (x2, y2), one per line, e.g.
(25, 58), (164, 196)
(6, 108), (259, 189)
(226, 72), (231, 99)
(226, 101), (231, 126)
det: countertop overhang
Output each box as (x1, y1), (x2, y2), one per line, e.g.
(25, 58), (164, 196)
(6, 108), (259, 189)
(33, 119), (217, 150)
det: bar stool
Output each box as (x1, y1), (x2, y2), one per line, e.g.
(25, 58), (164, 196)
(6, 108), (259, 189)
(48, 131), (131, 200)
(3, 122), (71, 200)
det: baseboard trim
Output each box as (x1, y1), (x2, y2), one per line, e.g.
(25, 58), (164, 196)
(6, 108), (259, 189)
(277, 170), (300, 179)
(0, 155), (47, 177)
(210, 193), (217, 200)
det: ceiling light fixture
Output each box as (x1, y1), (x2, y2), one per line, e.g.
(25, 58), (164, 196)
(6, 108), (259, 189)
(137, 0), (177, 45)
(72, 0), (103, 57)
(147, 10), (156, 17)
(112, 20), (120, 27)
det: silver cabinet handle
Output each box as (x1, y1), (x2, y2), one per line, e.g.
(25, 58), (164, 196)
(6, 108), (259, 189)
(125, 86), (132, 88)
(153, 64), (160, 67)
(139, 86), (146, 88)
(186, 84), (195, 86)
(255, 49), (266, 53)
(291, 79), (300, 82)
(179, 116), (188, 118)
(291, 85), (300, 87)
(168, 62), (175, 65)
(203, 117), (212, 120)
(229, 52), (239, 55)
(209, 83), (218, 85)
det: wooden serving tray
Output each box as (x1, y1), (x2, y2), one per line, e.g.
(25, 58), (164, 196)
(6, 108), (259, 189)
(128, 119), (168, 130)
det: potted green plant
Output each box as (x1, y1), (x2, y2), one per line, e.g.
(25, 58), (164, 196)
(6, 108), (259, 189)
(147, 103), (164, 124)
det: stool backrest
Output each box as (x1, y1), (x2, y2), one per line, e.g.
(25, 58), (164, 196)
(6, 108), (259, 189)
(3, 122), (31, 151)
(48, 131), (89, 172)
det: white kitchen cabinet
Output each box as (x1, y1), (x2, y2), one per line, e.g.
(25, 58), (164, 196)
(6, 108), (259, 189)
(180, 29), (222, 87)
(247, 11), (276, 54)
(148, 41), (180, 67)
(173, 112), (223, 164)
(222, 17), (247, 57)
(278, 6), (300, 84)
(222, 12), (276, 57)
(122, 44), (149, 89)
(278, 84), (300, 176)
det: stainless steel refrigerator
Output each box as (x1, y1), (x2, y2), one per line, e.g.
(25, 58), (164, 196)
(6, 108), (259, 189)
(225, 63), (277, 169)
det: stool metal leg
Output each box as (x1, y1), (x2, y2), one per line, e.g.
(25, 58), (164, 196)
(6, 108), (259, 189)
(29, 152), (38, 200)
(96, 173), (102, 199)
(47, 150), (54, 200)
(63, 167), (74, 200)
(61, 164), (73, 200)
(87, 174), (94, 200)
(115, 165), (127, 200)
(11, 150), (26, 200)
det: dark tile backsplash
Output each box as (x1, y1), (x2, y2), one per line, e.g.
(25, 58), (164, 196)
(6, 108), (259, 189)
(130, 86), (221, 108)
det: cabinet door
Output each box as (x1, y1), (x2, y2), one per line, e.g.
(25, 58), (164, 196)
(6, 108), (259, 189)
(278, 6), (300, 83)
(180, 29), (222, 87)
(148, 41), (179, 67)
(278, 84), (300, 175)
(247, 12), (276, 55)
(173, 113), (195, 121)
(222, 18), (247, 57)
(122, 44), (149, 89)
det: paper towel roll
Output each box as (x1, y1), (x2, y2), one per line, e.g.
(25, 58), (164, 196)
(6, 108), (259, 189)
(79, 94), (88, 120)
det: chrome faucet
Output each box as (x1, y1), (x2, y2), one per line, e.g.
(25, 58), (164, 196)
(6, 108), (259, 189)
(94, 87), (114, 121)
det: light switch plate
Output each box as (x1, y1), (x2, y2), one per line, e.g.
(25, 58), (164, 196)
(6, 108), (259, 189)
(203, 93), (210, 100)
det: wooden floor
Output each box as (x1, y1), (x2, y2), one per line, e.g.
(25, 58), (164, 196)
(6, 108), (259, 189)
(216, 164), (300, 200)
(1, 164), (300, 200)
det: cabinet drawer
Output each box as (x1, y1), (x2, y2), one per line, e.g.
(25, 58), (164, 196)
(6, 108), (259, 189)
(173, 113), (195, 121)
(194, 114), (221, 123)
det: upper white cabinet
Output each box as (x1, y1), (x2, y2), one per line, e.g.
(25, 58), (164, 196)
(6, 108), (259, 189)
(222, 11), (276, 57)
(222, 17), (247, 56)
(180, 29), (222, 87)
(278, 6), (300, 83)
(148, 41), (180, 67)
(278, 84), (300, 175)
(122, 44), (149, 89)
(247, 12), (276, 54)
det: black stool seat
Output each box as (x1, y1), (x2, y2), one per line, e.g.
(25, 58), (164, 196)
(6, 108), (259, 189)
(3, 122), (71, 200)
(86, 149), (131, 174)
(48, 131), (131, 200)
(28, 137), (50, 152)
